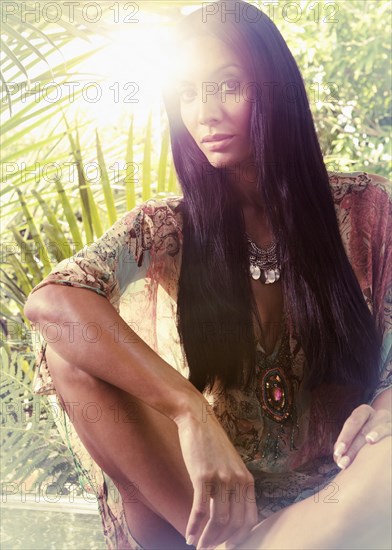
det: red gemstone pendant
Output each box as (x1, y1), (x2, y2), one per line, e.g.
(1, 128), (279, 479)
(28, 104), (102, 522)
(272, 386), (282, 402)
(257, 367), (293, 423)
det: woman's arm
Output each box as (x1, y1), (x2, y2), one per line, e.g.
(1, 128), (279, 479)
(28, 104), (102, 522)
(24, 283), (259, 550)
(24, 283), (204, 421)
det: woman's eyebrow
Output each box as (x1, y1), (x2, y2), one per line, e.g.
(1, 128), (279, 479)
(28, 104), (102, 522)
(177, 63), (242, 85)
(211, 62), (242, 76)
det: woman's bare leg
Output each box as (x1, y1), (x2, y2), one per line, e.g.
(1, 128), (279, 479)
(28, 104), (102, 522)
(231, 435), (392, 550)
(45, 345), (194, 549)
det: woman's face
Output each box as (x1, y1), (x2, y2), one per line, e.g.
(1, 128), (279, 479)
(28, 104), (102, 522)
(174, 35), (254, 169)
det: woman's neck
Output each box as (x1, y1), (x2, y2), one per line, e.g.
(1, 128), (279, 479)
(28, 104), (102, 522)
(226, 159), (262, 209)
(224, 160), (274, 243)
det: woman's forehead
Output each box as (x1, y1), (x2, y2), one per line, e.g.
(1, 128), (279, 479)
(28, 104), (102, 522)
(173, 35), (244, 83)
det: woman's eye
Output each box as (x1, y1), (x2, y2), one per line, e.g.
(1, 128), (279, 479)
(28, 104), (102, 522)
(178, 80), (239, 102)
(220, 79), (240, 93)
(179, 88), (196, 102)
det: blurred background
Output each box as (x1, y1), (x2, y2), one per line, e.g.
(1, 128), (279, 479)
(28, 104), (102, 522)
(1, 1), (391, 548)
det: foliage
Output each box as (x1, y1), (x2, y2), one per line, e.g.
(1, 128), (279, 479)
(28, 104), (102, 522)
(1, 348), (82, 493)
(274, 0), (391, 174)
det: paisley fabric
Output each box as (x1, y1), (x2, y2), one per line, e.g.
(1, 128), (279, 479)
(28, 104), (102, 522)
(29, 171), (391, 549)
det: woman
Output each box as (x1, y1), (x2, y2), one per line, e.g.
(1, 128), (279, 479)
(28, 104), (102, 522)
(24, 1), (391, 549)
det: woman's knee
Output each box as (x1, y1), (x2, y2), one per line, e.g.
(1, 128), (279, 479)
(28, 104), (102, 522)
(46, 344), (82, 377)
(45, 344), (108, 400)
(336, 436), (392, 548)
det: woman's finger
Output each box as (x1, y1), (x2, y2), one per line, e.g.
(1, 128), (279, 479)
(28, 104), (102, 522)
(186, 482), (210, 547)
(221, 488), (246, 547)
(198, 473), (258, 550)
(334, 426), (368, 469)
(334, 408), (392, 469)
(365, 421), (392, 444)
(339, 419), (392, 467)
(334, 420), (392, 469)
(222, 482), (259, 550)
(333, 404), (373, 460)
(196, 481), (232, 549)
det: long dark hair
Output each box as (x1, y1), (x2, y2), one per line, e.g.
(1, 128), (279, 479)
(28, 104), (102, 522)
(162, 0), (381, 401)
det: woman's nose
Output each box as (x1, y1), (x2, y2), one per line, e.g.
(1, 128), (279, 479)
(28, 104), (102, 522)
(198, 86), (222, 125)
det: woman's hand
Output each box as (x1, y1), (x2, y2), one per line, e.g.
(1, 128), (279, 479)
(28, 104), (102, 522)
(333, 403), (392, 470)
(174, 403), (259, 550)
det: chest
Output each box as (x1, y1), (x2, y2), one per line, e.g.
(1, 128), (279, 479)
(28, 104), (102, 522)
(250, 278), (284, 355)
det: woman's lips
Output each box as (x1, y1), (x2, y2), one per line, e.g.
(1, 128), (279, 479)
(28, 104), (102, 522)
(202, 136), (235, 151)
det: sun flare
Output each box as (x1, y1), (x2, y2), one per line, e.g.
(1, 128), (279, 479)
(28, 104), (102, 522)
(63, 12), (178, 130)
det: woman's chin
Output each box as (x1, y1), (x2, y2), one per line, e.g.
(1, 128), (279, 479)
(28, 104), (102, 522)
(205, 155), (242, 170)
(204, 149), (254, 171)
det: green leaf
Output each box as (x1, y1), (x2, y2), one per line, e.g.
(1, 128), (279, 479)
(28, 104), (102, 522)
(157, 125), (170, 194)
(5, 255), (33, 298)
(14, 188), (52, 276)
(125, 115), (137, 210)
(54, 177), (83, 250)
(9, 229), (43, 286)
(142, 112), (153, 202)
(96, 130), (117, 226)
(168, 158), (179, 194)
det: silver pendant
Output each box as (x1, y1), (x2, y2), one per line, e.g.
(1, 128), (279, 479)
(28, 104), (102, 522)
(265, 268), (281, 284)
(267, 269), (276, 283)
(250, 264), (281, 284)
(250, 264), (261, 280)
(247, 233), (281, 285)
